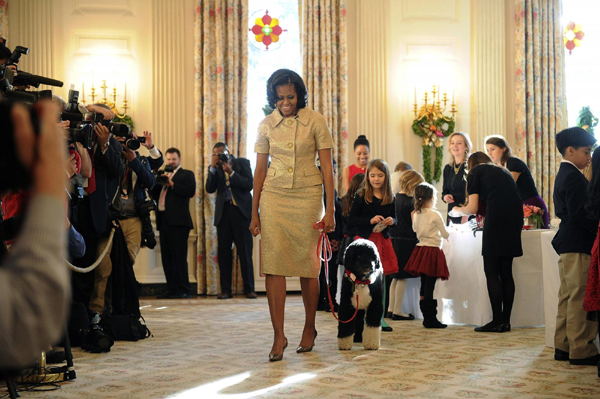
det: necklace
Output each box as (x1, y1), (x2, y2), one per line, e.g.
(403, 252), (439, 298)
(453, 163), (463, 175)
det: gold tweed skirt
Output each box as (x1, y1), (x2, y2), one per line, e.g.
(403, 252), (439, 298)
(259, 185), (324, 278)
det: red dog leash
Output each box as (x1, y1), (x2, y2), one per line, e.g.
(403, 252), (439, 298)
(314, 222), (360, 323)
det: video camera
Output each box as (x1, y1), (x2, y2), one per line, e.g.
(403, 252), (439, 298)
(0, 45), (64, 102)
(154, 165), (175, 185)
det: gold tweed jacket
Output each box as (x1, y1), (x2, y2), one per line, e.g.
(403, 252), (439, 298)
(255, 107), (334, 189)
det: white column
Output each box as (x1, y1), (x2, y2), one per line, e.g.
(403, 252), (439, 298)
(471, 0), (506, 150)
(8, 0), (55, 91)
(353, 0), (388, 160)
(151, 0), (189, 155)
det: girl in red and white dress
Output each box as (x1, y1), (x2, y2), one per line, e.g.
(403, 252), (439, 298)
(342, 135), (370, 194)
(404, 182), (450, 329)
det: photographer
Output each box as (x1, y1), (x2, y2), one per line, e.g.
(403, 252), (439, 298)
(151, 148), (195, 299)
(89, 131), (162, 316)
(0, 101), (70, 368)
(205, 142), (256, 299)
(71, 105), (124, 321)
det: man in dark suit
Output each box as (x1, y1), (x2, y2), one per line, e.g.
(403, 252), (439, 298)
(72, 120), (124, 307)
(206, 142), (256, 299)
(152, 148), (196, 299)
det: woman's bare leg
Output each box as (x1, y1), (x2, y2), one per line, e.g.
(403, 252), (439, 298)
(266, 274), (287, 354)
(299, 277), (319, 346)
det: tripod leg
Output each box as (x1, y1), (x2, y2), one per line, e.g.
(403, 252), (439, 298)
(62, 327), (76, 380)
(3, 374), (18, 399)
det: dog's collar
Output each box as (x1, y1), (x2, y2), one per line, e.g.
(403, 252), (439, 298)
(345, 270), (375, 285)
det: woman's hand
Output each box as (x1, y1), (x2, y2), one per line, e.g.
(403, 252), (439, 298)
(249, 215), (261, 237)
(443, 194), (454, 203)
(319, 212), (335, 233)
(370, 215), (384, 225)
(383, 217), (394, 226)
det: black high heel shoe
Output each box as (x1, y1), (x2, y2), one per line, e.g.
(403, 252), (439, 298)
(503, 323), (511, 332)
(296, 330), (318, 353)
(474, 322), (505, 333)
(269, 338), (288, 362)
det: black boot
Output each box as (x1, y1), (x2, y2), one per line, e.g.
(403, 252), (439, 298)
(420, 299), (447, 329)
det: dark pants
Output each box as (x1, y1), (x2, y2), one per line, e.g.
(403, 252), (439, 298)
(217, 202), (254, 294)
(71, 197), (102, 307)
(483, 256), (515, 324)
(158, 212), (191, 295)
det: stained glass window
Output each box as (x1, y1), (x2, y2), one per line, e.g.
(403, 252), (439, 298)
(246, 0), (301, 164)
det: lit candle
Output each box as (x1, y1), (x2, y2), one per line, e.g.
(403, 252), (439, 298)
(124, 83), (127, 101)
(92, 71), (95, 87)
(414, 87), (417, 104)
(103, 80), (107, 98)
(452, 90), (455, 104)
(82, 82), (85, 101)
(113, 70), (116, 89)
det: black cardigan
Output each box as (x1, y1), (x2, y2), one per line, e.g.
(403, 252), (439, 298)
(348, 193), (397, 239)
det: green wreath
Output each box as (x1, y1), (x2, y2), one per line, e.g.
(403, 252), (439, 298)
(412, 115), (455, 183)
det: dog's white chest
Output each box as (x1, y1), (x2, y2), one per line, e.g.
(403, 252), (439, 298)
(351, 284), (372, 310)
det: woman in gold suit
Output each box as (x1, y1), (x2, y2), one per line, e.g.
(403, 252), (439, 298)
(250, 69), (336, 362)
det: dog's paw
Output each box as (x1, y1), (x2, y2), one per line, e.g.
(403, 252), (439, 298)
(338, 336), (353, 350)
(362, 326), (380, 350)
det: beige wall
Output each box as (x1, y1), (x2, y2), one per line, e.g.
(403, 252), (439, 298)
(347, 0), (512, 205)
(347, 0), (473, 198)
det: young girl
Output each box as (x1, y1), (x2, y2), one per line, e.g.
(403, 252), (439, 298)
(349, 159), (398, 332)
(342, 135), (370, 193)
(404, 182), (450, 329)
(388, 170), (425, 321)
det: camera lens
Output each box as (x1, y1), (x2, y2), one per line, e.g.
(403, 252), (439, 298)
(126, 138), (140, 151)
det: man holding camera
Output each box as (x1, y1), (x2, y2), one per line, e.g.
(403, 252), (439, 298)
(152, 148), (196, 299)
(206, 143), (256, 299)
(71, 108), (125, 312)
(88, 131), (163, 316)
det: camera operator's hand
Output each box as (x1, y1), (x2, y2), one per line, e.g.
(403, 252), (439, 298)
(221, 161), (233, 175)
(94, 123), (111, 147)
(165, 173), (174, 187)
(58, 120), (70, 129)
(12, 101), (67, 200)
(65, 153), (77, 178)
(122, 146), (137, 162)
(211, 153), (220, 169)
(141, 130), (154, 149)
(86, 104), (115, 120)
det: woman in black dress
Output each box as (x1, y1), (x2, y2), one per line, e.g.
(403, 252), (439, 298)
(452, 152), (523, 332)
(485, 135), (548, 228)
(388, 170), (425, 320)
(442, 132), (473, 225)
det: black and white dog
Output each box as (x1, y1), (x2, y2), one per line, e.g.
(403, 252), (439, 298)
(338, 239), (383, 350)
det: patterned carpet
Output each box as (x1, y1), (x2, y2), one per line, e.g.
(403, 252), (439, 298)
(7, 295), (600, 398)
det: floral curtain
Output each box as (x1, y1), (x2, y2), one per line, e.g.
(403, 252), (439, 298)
(0, 0), (8, 41)
(194, 0), (248, 295)
(514, 0), (566, 217)
(300, 0), (348, 190)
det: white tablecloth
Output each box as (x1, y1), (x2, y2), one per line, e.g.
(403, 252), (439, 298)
(402, 230), (546, 327)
